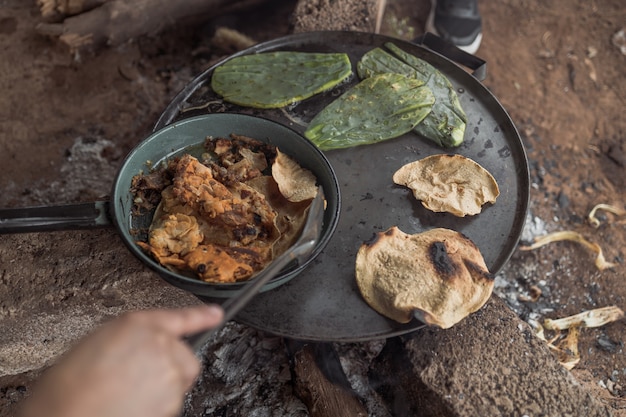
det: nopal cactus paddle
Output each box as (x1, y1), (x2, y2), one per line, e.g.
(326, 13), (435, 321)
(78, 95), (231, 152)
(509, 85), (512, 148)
(211, 51), (352, 109)
(358, 44), (467, 148)
(304, 73), (434, 151)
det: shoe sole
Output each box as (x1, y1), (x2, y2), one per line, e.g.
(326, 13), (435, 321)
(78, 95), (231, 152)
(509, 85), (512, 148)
(425, 0), (482, 55)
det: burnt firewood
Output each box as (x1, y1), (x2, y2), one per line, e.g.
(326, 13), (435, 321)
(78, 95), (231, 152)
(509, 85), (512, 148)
(37, 0), (110, 22)
(35, 0), (273, 55)
(287, 340), (368, 417)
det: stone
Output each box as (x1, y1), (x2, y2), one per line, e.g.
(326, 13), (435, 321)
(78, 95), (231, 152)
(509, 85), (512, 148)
(292, 0), (386, 33)
(0, 229), (201, 378)
(369, 296), (613, 416)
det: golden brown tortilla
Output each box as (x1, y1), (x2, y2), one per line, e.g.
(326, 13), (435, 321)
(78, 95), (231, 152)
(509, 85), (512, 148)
(272, 149), (318, 202)
(355, 227), (494, 328)
(392, 154), (499, 217)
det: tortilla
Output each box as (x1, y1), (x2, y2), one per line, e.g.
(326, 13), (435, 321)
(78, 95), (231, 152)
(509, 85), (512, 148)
(355, 227), (494, 328)
(246, 175), (312, 257)
(393, 154), (499, 217)
(271, 149), (318, 202)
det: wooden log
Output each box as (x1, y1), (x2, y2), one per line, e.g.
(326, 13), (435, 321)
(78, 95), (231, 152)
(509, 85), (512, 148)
(37, 0), (109, 22)
(35, 0), (272, 54)
(292, 0), (387, 33)
(288, 341), (368, 417)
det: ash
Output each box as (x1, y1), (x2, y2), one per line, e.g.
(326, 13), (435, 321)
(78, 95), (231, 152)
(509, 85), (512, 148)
(494, 210), (558, 321)
(183, 322), (307, 417)
(183, 322), (391, 417)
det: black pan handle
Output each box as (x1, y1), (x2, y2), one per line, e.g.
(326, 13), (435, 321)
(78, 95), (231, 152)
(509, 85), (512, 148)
(0, 201), (112, 233)
(412, 32), (487, 81)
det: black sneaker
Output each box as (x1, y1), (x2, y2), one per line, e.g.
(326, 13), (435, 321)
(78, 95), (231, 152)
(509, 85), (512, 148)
(426, 0), (483, 54)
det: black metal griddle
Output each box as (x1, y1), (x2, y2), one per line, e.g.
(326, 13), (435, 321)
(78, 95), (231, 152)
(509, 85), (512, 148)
(155, 31), (530, 342)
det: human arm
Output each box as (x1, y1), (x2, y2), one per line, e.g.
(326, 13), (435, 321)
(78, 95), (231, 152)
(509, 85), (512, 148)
(19, 304), (224, 417)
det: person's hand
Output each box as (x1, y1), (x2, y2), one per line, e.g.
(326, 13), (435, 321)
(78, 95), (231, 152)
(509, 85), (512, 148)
(19, 304), (224, 417)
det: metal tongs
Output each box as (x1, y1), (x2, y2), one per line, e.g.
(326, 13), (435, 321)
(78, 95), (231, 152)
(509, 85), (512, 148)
(186, 186), (325, 354)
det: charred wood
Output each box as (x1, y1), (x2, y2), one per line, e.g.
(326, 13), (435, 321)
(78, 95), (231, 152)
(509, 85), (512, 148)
(35, 0), (273, 55)
(287, 341), (368, 417)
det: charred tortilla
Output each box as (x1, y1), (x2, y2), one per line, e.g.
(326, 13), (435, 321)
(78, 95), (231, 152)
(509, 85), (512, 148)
(355, 227), (494, 328)
(393, 154), (499, 217)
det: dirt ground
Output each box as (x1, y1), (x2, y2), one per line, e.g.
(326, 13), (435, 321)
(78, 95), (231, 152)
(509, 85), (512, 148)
(0, 0), (625, 414)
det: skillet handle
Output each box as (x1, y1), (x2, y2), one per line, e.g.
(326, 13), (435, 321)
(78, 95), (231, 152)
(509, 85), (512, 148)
(0, 201), (112, 233)
(413, 32), (487, 81)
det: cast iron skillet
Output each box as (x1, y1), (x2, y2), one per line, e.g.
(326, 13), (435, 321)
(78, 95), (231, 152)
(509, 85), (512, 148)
(156, 31), (530, 342)
(0, 113), (341, 297)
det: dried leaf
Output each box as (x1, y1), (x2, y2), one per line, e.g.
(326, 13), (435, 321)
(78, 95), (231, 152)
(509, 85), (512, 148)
(543, 306), (625, 331)
(519, 231), (617, 270)
(554, 325), (581, 371)
(529, 319), (579, 369)
(531, 307), (624, 370)
(518, 284), (542, 302)
(588, 203), (626, 228)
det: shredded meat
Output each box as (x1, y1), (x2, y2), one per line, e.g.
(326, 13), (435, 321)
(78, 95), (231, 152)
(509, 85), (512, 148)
(130, 169), (172, 213)
(146, 213), (203, 256)
(132, 133), (315, 284)
(171, 154), (278, 246)
(183, 244), (265, 283)
(204, 134), (276, 185)
(136, 151), (280, 283)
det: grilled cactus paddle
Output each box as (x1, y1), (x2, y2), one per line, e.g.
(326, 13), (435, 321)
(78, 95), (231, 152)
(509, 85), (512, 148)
(358, 43), (467, 148)
(304, 73), (434, 151)
(211, 52), (352, 109)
